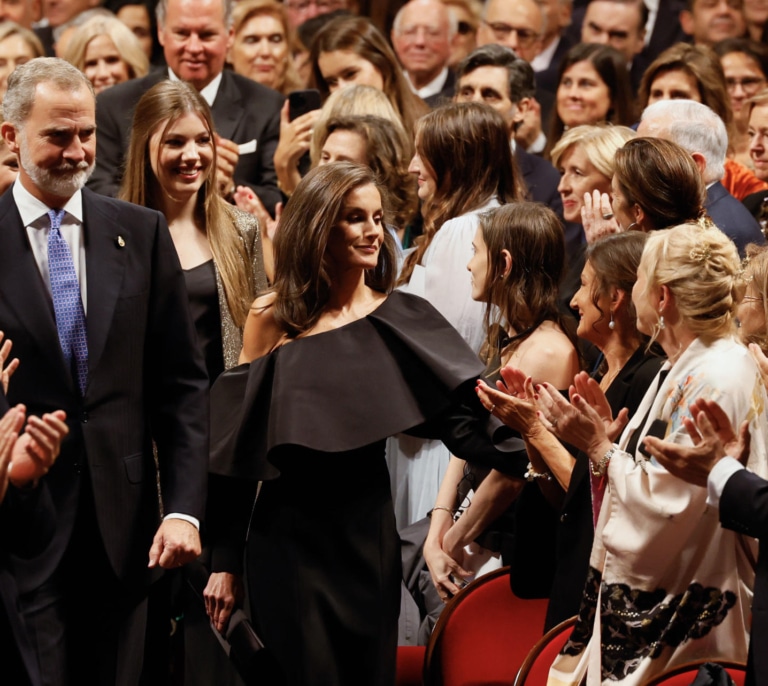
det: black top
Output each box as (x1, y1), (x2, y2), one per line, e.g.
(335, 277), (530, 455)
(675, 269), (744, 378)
(544, 346), (665, 629)
(184, 260), (224, 385)
(210, 291), (528, 483)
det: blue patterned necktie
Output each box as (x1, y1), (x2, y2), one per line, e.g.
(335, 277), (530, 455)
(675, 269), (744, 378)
(47, 209), (88, 394)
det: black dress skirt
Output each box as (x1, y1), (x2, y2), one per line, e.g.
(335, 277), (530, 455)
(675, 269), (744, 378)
(210, 291), (527, 686)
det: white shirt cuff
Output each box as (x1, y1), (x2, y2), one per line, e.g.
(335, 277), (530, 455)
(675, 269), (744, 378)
(164, 512), (200, 530)
(706, 456), (744, 508)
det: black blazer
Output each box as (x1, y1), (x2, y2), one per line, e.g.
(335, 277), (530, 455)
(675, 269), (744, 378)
(89, 69), (285, 212)
(706, 181), (766, 258)
(544, 347), (664, 629)
(720, 468), (768, 686)
(0, 187), (209, 592)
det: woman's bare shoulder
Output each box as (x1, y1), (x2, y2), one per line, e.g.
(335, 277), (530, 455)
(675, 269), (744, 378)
(509, 325), (580, 387)
(240, 292), (285, 363)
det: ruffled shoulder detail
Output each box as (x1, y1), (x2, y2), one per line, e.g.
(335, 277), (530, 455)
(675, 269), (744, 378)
(210, 291), (486, 480)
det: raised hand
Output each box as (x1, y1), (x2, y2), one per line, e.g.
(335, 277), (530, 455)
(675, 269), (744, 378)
(643, 400), (750, 486)
(582, 189), (620, 244)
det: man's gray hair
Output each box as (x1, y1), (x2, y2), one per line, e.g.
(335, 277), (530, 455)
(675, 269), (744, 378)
(4, 57), (94, 129)
(640, 99), (727, 184)
(393, 0), (458, 39)
(156, 0), (235, 29)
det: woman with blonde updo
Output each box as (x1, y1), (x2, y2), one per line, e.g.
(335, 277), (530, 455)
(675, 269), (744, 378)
(537, 223), (768, 685)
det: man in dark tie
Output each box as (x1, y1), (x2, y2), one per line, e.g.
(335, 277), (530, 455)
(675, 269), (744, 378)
(0, 57), (209, 686)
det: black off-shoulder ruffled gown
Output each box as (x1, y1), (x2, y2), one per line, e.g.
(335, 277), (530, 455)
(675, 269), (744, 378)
(210, 291), (526, 686)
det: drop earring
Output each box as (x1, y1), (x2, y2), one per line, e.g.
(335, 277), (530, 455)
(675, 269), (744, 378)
(659, 315), (665, 330)
(608, 312), (615, 330)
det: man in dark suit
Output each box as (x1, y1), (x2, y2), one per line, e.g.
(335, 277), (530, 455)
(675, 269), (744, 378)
(0, 57), (209, 685)
(453, 45), (570, 237)
(579, 0), (648, 93)
(88, 0), (284, 213)
(392, 0), (456, 107)
(644, 398), (767, 686)
(639, 98), (765, 257)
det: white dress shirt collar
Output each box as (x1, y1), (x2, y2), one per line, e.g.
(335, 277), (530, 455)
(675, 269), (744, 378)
(168, 69), (223, 107)
(13, 178), (84, 227)
(405, 67), (449, 99)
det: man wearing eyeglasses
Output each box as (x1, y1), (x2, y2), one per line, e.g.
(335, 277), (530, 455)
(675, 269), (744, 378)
(581, 0), (647, 91)
(476, 0), (553, 153)
(476, 0), (544, 63)
(392, 0), (456, 107)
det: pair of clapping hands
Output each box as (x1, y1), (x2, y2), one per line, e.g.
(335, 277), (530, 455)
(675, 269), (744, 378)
(476, 366), (745, 487)
(0, 332), (68, 504)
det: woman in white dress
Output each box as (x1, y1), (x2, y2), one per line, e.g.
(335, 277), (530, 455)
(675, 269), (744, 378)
(387, 101), (522, 529)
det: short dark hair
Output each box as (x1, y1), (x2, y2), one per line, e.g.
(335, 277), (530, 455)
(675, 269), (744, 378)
(712, 37), (768, 80)
(586, 0), (649, 31)
(454, 44), (536, 103)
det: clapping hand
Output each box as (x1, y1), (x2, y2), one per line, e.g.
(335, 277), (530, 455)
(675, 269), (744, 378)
(0, 331), (19, 395)
(643, 399), (750, 487)
(475, 366), (542, 437)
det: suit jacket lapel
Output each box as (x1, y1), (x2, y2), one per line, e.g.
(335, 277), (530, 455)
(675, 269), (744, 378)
(82, 189), (126, 378)
(210, 71), (244, 140)
(0, 192), (75, 392)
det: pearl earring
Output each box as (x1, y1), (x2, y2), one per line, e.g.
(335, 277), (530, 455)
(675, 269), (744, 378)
(608, 312), (615, 330)
(659, 315), (665, 330)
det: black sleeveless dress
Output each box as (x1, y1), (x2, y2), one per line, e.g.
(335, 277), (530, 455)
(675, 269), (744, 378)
(210, 291), (527, 686)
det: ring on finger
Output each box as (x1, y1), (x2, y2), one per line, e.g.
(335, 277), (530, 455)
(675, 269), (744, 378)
(602, 212), (614, 220)
(552, 417), (558, 429)
(489, 404), (496, 414)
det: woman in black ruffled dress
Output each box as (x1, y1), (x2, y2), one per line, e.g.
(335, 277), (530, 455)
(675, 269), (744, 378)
(206, 162), (527, 685)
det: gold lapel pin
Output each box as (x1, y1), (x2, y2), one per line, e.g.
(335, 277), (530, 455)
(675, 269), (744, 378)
(117, 235), (125, 248)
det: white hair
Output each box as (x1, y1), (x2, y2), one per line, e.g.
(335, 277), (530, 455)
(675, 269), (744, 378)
(640, 99), (727, 184)
(393, 0), (458, 39)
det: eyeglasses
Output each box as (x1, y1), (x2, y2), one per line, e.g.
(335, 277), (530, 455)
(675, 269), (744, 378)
(726, 77), (766, 94)
(481, 21), (540, 48)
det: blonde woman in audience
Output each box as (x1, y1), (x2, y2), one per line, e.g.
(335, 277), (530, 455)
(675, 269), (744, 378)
(532, 223), (768, 685)
(228, 0), (302, 95)
(62, 15), (148, 94)
(0, 22), (43, 100)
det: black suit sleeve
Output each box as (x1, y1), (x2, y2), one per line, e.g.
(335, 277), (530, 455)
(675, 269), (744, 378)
(720, 468), (768, 540)
(146, 213), (210, 521)
(90, 88), (128, 197)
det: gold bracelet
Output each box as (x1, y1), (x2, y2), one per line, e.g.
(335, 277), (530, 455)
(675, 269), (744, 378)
(430, 505), (454, 517)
